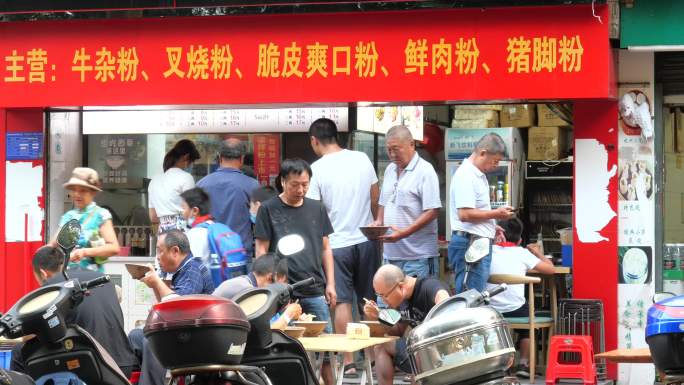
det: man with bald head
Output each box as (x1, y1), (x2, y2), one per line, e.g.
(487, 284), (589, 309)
(374, 125), (441, 279)
(198, 138), (260, 262)
(363, 264), (449, 385)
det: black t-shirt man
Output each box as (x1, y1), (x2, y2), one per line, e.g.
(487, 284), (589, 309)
(254, 196), (334, 297)
(11, 269), (139, 374)
(400, 277), (449, 325)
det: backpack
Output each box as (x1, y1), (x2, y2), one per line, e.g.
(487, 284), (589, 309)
(196, 221), (248, 285)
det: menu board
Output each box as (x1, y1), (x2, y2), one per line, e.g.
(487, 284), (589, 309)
(83, 107), (348, 134)
(88, 134), (147, 188)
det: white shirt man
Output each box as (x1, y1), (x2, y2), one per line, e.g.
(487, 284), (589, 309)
(484, 218), (554, 379)
(448, 133), (514, 293)
(307, 118), (380, 374)
(376, 125), (441, 279)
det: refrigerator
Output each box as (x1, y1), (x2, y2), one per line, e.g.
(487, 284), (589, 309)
(445, 127), (525, 240)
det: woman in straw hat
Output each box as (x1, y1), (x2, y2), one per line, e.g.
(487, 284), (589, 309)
(50, 167), (120, 272)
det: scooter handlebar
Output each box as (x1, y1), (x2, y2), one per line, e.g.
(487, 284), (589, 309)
(82, 275), (111, 290)
(290, 277), (315, 292)
(484, 283), (507, 299)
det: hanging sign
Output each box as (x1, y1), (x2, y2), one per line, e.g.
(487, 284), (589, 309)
(0, 5), (612, 107)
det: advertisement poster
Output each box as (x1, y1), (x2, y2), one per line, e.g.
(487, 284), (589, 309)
(88, 134), (147, 189)
(252, 134), (281, 186)
(617, 86), (655, 384)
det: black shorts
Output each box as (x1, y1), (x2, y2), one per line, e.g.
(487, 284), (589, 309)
(333, 240), (380, 305)
(501, 303), (530, 339)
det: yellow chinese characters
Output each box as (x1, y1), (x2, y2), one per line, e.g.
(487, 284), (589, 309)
(406, 37), (481, 76)
(164, 44), (242, 80)
(72, 46), (149, 83)
(4, 48), (56, 83)
(305, 42), (328, 78)
(559, 35), (583, 73)
(257, 43), (280, 78)
(507, 34), (583, 74)
(257, 41), (387, 79)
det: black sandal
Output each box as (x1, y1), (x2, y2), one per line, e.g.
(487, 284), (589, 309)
(343, 363), (358, 377)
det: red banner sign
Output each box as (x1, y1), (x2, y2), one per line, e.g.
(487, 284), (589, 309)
(0, 5), (612, 107)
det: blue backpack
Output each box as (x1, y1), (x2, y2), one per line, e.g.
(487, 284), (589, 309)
(196, 221), (248, 285)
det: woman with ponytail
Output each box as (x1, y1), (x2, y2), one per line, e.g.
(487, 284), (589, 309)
(148, 139), (201, 232)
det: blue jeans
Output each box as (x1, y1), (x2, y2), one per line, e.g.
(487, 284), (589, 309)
(128, 328), (165, 385)
(387, 257), (437, 279)
(448, 233), (492, 293)
(298, 295), (333, 334)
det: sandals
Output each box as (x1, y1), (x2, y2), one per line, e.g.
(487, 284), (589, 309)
(343, 363), (358, 377)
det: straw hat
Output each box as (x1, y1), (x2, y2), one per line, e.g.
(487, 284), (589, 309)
(63, 167), (102, 192)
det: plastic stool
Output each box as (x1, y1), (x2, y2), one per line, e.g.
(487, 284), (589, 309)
(546, 335), (597, 385)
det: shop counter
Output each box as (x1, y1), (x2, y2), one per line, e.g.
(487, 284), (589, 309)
(103, 256), (157, 332)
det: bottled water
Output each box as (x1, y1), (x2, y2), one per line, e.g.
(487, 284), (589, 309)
(485, 329), (499, 353)
(209, 253), (221, 285)
(471, 334), (485, 355)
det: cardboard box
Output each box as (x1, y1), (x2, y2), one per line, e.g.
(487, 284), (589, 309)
(528, 126), (567, 160)
(452, 109), (499, 121)
(500, 104), (536, 127)
(452, 104), (502, 111)
(537, 104), (568, 127)
(451, 118), (499, 129)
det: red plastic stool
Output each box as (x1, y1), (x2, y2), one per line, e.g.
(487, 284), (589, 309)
(545, 335), (597, 385)
(128, 371), (141, 385)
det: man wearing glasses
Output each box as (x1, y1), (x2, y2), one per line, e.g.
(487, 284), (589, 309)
(363, 264), (449, 385)
(449, 133), (515, 293)
(374, 125), (441, 278)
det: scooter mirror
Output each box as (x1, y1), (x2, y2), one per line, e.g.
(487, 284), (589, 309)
(465, 238), (490, 264)
(57, 219), (81, 251)
(277, 234), (305, 256)
(653, 292), (676, 304)
(56, 219), (81, 279)
(378, 308), (402, 327)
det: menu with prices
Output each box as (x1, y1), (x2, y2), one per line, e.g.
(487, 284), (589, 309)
(83, 107), (348, 134)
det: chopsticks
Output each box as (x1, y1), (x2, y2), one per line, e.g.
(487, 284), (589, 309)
(363, 297), (379, 311)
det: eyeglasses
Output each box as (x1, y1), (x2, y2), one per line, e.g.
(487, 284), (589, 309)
(376, 281), (400, 299)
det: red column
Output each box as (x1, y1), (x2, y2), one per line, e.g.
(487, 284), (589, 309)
(1, 108), (45, 311)
(573, 100), (619, 379)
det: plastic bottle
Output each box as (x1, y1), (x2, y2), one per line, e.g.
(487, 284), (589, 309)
(209, 253), (222, 286)
(471, 334), (485, 355)
(536, 227), (545, 256)
(485, 329), (499, 353)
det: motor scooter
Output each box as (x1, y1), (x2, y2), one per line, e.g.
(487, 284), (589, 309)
(379, 285), (521, 385)
(144, 234), (320, 385)
(0, 219), (130, 385)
